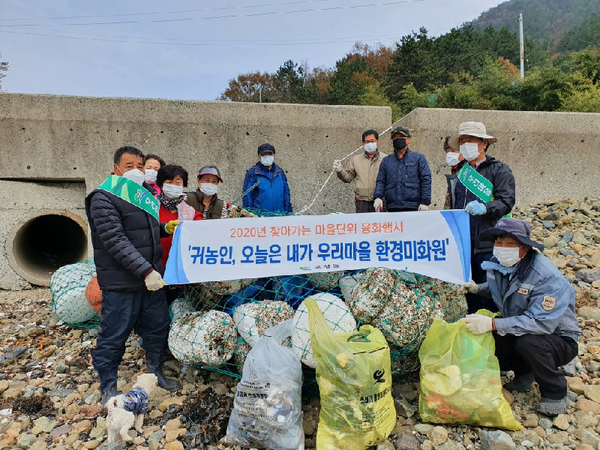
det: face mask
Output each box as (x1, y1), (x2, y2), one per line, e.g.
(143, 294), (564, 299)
(364, 142), (377, 154)
(460, 142), (480, 161)
(393, 139), (407, 151)
(446, 152), (461, 167)
(144, 169), (157, 184)
(493, 246), (522, 267)
(200, 183), (218, 196)
(261, 155), (274, 166)
(121, 168), (145, 185)
(162, 184), (183, 199)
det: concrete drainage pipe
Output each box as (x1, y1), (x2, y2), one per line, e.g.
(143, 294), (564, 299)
(6, 210), (89, 286)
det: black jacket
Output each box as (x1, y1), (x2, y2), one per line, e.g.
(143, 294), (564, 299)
(446, 156), (515, 254)
(85, 182), (168, 292)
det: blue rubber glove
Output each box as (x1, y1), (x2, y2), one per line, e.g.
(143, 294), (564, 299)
(465, 201), (487, 215)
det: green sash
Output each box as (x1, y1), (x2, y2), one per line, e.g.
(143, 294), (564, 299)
(456, 164), (493, 203)
(97, 175), (159, 221)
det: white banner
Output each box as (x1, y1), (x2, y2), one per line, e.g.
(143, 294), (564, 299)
(164, 210), (471, 285)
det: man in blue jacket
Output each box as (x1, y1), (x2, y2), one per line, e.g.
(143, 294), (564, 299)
(373, 126), (431, 212)
(462, 218), (580, 416)
(242, 143), (292, 214)
(86, 146), (181, 406)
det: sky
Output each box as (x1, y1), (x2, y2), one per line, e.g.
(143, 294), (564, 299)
(0, 0), (508, 101)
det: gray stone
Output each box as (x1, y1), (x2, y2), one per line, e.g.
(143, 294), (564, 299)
(394, 431), (420, 450)
(562, 230), (574, 243)
(579, 429), (600, 448)
(480, 430), (516, 450)
(377, 441), (395, 450)
(542, 220), (556, 229)
(544, 236), (560, 249)
(577, 268), (600, 284)
(17, 434), (38, 448)
(578, 306), (600, 322)
(560, 248), (577, 257)
(54, 363), (69, 374)
(539, 418), (553, 429)
(545, 212), (561, 221)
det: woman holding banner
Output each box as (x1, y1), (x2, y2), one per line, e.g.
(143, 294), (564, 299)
(447, 122), (515, 313)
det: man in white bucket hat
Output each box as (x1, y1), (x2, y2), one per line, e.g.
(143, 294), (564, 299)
(447, 121), (515, 313)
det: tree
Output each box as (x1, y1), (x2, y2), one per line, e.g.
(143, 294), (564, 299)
(559, 73), (600, 112)
(0, 52), (8, 92)
(219, 71), (275, 102)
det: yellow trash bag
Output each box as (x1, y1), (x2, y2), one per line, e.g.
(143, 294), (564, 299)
(307, 300), (396, 450)
(418, 315), (520, 430)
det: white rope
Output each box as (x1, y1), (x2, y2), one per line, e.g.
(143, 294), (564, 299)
(297, 125), (395, 215)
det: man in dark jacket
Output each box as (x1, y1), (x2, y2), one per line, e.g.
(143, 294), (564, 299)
(373, 126), (431, 212)
(242, 143), (292, 214)
(85, 146), (181, 406)
(447, 122), (516, 313)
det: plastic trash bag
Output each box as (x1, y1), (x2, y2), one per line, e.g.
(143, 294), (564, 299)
(225, 320), (304, 449)
(307, 300), (396, 450)
(418, 315), (520, 430)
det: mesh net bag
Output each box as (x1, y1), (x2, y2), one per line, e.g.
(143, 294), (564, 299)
(50, 258), (101, 329)
(168, 267), (467, 380)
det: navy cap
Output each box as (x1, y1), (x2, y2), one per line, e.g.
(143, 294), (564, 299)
(258, 143), (276, 155)
(479, 218), (544, 251)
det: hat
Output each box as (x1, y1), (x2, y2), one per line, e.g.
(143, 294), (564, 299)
(448, 121), (497, 150)
(479, 218), (544, 251)
(197, 165), (223, 183)
(390, 126), (411, 139)
(258, 143), (276, 155)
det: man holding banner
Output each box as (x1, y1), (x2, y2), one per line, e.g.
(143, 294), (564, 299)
(85, 146), (181, 406)
(447, 122), (515, 313)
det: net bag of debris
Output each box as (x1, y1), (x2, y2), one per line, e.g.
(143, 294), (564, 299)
(418, 314), (520, 430)
(225, 320), (304, 449)
(50, 258), (100, 328)
(307, 299), (396, 450)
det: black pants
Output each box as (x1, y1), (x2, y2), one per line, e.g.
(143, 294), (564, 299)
(466, 251), (498, 313)
(93, 289), (170, 373)
(494, 333), (578, 399)
(355, 200), (376, 213)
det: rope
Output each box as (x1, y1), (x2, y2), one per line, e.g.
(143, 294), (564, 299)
(297, 125), (394, 215)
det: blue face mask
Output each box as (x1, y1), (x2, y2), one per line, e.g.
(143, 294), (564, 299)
(261, 155), (274, 167)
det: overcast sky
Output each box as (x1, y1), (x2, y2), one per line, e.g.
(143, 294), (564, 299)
(0, 0), (507, 101)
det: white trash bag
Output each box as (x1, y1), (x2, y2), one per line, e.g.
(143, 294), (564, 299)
(225, 320), (304, 449)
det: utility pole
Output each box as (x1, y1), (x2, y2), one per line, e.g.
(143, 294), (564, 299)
(259, 86), (262, 103)
(518, 13), (525, 79)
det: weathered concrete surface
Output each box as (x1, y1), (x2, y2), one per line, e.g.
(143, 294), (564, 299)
(0, 94), (391, 288)
(0, 180), (88, 289)
(398, 108), (600, 209)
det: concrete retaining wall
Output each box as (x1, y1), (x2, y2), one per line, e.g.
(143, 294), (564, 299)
(1, 94), (599, 289)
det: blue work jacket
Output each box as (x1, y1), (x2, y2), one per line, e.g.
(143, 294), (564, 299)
(479, 251), (580, 341)
(242, 162), (292, 214)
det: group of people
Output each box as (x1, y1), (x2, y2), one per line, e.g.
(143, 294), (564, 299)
(85, 120), (580, 416)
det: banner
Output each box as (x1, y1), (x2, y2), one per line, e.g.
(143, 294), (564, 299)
(164, 210), (471, 285)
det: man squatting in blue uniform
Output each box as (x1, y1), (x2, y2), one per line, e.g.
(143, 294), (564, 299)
(461, 218), (581, 416)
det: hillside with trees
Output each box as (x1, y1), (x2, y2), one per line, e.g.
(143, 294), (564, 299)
(220, 1), (600, 117)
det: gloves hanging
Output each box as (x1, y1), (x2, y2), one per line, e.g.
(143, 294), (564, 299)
(144, 270), (165, 291)
(374, 198), (383, 211)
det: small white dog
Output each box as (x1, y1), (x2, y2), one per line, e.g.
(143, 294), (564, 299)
(106, 373), (158, 444)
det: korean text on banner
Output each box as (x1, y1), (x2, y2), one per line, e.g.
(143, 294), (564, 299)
(164, 210), (471, 285)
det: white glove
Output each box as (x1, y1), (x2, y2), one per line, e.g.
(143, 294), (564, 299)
(144, 270), (165, 291)
(333, 160), (343, 172)
(418, 204), (429, 211)
(461, 314), (493, 334)
(374, 198), (383, 211)
(463, 280), (479, 294)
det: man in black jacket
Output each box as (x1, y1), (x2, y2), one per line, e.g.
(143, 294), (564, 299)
(85, 146), (181, 406)
(447, 122), (516, 313)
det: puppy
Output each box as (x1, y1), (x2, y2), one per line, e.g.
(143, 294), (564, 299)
(106, 373), (158, 444)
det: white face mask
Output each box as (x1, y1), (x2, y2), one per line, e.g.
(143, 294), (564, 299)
(162, 184), (183, 199)
(493, 246), (522, 267)
(261, 155), (274, 167)
(446, 152), (461, 167)
(144, 169), (157, 184)
(364, 142), (378, 154)
(460, 142), (481, 162)
(200, 183), (218, 196)
(121, 168), (145, 185)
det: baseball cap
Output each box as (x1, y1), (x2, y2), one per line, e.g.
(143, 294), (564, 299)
(197, 165), (223, 183)
(258, 143), (276, 155)
(390, 126), (411, 139)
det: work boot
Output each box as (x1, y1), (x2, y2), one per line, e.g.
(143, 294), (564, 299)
(537, 396), (568, 416)
(98, 370), (118, 407)
(146, 352), (181, 391)
(504, 372), (535, 392)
